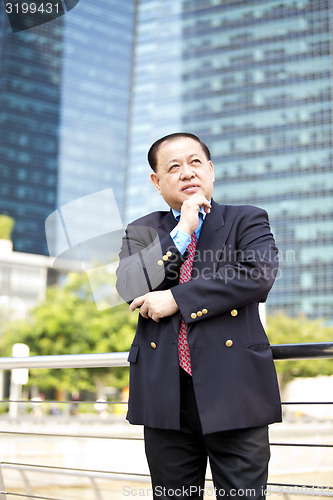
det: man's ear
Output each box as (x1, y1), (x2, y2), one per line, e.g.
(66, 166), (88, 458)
(150, 172), (162, 195)
(209, 161), (215, 183)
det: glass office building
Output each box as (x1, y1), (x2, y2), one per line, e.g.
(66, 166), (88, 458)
(0, 1), (135, 255)
(56, 1), (135, 210)
(181, 0), (333, 319)
(0, 0), (332, 319)
(127, 0), (333, 319)
(0, 14), (63, 255)
(124, 0), (183, 219)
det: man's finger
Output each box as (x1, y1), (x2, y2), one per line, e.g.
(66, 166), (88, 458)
(151, 314), (160, 323)
(204, 202), (211, 214)
(138, 298), (150, 319)
(139, 305), (149, 319)
(191, 195), (211, 212)
(200, 196), (211, 206)
(129, 295), (145, 311)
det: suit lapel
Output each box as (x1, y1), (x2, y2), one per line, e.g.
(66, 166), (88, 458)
(159, 202), (232, 336)
(194, 201), (231, 272)
(157, 203), (233, 273)
(158, 210), (178, 234)
(157, 210), (181, 338)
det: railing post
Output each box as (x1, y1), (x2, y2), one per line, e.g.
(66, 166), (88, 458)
(18, 469), (33, 498)
(0, 462), (7, 499)
(90, 477), (103, 500)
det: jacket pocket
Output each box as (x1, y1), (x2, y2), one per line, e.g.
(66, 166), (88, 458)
(127, 344), (139, 363)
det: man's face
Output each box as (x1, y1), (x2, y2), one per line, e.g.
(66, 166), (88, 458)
(150, 137), (215, 211)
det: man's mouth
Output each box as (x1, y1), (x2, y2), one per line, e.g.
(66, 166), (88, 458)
(182, 184), (199, 193)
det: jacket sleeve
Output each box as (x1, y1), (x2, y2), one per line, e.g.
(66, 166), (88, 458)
(115, 222), (187, 303)
(171, 207), (279, 323)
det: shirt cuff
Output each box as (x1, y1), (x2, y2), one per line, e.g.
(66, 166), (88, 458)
(170, 227), (191, 255)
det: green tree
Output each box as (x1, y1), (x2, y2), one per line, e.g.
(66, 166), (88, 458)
(266, 313), (333, 390)
(1, 272), (137, 397)
(0, 214), (15, 241)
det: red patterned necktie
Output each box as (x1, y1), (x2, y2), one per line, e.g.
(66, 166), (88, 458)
(178, 232), (197, 375)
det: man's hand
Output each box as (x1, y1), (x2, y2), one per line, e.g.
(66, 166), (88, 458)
(129, 290), (179, 322)
(177, 194), (211, 235)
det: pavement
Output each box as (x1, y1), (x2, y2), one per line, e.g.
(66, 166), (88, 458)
(0, 415), (332, 499)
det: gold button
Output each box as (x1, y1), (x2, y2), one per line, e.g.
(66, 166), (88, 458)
(197, 311), (202, 317)
(191, 313), (197, 319)
(202, 309), (208, 315)
(151, 342), (157, 349)
(157, 260), (163, 266)
(231, 309), (238, 317)
(166, 251), (172, 257)
(162, 255), (168, 261)
(225, 339), (233, 347)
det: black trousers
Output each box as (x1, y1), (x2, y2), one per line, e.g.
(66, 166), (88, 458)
(144, 369), (270, 500)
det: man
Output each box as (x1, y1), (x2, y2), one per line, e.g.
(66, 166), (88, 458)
(116, 133), (281, 499)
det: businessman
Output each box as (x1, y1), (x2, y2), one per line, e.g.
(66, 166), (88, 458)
(116, 133), (281, 499)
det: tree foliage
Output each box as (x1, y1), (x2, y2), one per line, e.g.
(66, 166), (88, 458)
(0, 273), (137, 396)
(0, 214), (15, 241)
(2, 278), (332, 398)
(266, 313), (333, 389)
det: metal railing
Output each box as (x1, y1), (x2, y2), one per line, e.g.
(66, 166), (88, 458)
(0, 342), (332, 370)
(0, 342), (332, 499)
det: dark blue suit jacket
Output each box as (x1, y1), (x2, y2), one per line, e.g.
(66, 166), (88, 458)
(116, 201), (282, 434)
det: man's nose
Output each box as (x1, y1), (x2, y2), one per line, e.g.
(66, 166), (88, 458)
(180, 164), (195, 179)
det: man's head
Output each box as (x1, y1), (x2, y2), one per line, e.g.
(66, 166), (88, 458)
(149, 133), (215, 212)
(148, 133), (211, 172)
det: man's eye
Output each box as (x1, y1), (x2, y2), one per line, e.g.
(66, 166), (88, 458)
(192, 159), (201, 164)
(170, 164), (180, 170)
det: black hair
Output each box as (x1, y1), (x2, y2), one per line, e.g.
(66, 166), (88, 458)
(147, 132), (211, 172)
